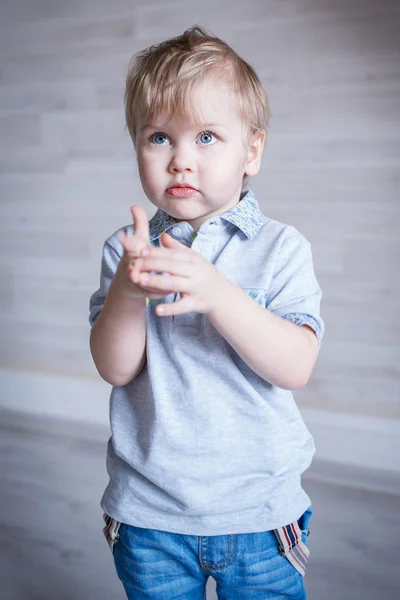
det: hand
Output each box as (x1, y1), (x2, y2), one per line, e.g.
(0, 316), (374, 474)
(115, 205), (169, 301)
(134, 232), (227, 316)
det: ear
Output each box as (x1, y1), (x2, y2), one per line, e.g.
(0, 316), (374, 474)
(244, 130), (266, 177)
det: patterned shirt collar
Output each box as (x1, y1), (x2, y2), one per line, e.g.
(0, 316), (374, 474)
(149, 190), (265, 241)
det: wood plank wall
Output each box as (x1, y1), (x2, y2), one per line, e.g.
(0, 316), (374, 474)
(0, 0), (399, 420)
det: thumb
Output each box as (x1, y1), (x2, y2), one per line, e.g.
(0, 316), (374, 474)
(160, 232), (185, 248)
(130, 205), (150, 244)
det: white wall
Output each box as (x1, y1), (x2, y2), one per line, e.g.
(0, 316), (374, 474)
(0, 0), (399, 472)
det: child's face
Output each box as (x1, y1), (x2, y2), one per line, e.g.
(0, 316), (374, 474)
(135, 75), (264, 231)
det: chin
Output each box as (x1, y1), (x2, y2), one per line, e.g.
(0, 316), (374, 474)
(166, 202), (202, 217)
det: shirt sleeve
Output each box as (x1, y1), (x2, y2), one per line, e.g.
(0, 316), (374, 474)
(89, 234), (124, 328)
(266, 226), (325, 345)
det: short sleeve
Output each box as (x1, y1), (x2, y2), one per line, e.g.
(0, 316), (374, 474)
(89, 235), (124, 328)
(266, 226), (325, 345)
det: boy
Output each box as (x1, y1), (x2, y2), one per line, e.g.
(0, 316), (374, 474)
(89, 25), (324, 600)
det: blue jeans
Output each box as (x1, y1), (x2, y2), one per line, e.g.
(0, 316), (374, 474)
(112, 507), (312, 599)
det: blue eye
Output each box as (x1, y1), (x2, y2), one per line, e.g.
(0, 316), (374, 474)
(198, 132), (217, 146)
(151, 133), (170, 145)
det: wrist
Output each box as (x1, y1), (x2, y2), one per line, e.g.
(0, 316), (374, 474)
(111, 267), (146, 303)
(207, 272), (232, 317)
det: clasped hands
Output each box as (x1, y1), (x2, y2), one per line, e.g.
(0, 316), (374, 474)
(117, 205), (227, 317)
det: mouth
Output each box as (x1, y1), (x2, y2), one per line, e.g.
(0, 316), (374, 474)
(166, 185), (198, 197)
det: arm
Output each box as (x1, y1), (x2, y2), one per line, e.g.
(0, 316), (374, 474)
(208, 277), (319, 390)
(89, 205), (164, 387)
(90, 268), (147, 387)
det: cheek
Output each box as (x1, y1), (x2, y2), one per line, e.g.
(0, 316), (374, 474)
(138, 153), (160, 181)
(214, 148), (247, 175)
(137, 161), (158, 198)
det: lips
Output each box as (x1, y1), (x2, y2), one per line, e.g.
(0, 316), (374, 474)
(166, 184), (198, 197)
(167, 183), (197, 190)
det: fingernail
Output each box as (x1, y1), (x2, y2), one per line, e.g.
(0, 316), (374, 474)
(141, 248), (150, 256)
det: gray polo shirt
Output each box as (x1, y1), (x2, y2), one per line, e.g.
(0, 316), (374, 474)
(89, 190), (324, 535)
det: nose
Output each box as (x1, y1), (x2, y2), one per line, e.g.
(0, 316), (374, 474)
(167, 144), (194, 174)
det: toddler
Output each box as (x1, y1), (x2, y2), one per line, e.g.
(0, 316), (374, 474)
(89, 25), (324, 600)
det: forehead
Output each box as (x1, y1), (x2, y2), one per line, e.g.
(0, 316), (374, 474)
(140, 76), (244, 132)
(191, 77), (238, 117)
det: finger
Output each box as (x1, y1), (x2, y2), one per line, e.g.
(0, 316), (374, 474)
(132, 275), (171, 297)
(127, 259), (158, 284)
(140, 245), (187, 261)
(117, 230), (138, 253)
(137, 257), (191, 277)
(119, 205), (151, 262)
(127, 261), (141, 284)
(130, 205), (150, 244)
(138, 272), (187, 294)
(160, 232), (189, 250)
(128, 257), (157, 284)
(126, 255), (165, 287)
(116, 230), (131, 248)
(155, 295), (193, 317)
(118, 231), (148, 265)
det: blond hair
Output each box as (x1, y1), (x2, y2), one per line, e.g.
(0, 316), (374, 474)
(125, 25), (270, 146)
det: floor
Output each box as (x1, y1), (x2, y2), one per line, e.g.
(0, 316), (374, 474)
(0, 409), (399, 600)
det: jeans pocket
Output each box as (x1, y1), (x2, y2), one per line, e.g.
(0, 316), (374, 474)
(273, 506), (312, 577)
(102, 512), (122, 555)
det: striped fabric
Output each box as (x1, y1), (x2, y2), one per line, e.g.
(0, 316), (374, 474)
(274, 521), (310, 577)
(102, 512), (309, 576)
(103, 512), (121, 552)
